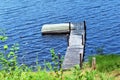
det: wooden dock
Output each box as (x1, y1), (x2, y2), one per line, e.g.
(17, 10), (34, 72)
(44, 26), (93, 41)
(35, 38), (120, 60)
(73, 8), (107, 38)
(62, 21), (86, 70)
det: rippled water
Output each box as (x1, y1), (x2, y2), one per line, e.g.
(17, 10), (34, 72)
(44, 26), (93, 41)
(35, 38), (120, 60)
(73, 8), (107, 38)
(0, 0), (120, 66)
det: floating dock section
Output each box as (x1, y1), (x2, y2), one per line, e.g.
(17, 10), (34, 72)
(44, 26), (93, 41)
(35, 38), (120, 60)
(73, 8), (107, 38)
(41, 21), (86, 70)
(41, 23), (75, 34)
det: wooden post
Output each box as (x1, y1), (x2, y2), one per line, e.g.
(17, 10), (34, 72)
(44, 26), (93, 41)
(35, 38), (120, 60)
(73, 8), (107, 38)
(84, 21), (86, 41)
(83, 21), (86, 60)
(82, 34), (84, 45)
(80, 53), (82, 69)
(58, 53), (61, 69)
(69, 22), (71, 33)
(83, 46), (85, 61)
(66, 34), (69, 46)
(92, 57), (96, 70)
(84, 21), (86, 30)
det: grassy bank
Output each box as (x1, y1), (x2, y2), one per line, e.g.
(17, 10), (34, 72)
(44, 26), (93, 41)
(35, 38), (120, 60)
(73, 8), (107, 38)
(89, 54), (120, 72)
(0, 54), (120, 80)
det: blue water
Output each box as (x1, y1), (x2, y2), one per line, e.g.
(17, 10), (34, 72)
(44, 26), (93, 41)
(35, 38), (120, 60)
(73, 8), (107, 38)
(0, 0), (120, 66)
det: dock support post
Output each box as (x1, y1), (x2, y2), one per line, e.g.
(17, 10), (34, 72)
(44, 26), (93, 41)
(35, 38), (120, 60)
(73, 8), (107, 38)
(58, 53), (61, 69)
(80, 53), (82, 69)
(84, 21), (86, 41)
(69, 22), (71, 33)
(82, 34), (84, 45)
(83, 21), (86, 61)
(92, 57), (96, 70)
(67, 34), (69, 46)
(66, 22), (71, 47)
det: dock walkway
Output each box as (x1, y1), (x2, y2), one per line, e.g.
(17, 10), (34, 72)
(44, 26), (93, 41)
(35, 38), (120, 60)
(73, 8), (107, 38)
(62, 22), (86, 70)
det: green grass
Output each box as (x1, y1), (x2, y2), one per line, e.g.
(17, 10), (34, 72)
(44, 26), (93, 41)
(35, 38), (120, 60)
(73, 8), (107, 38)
(0, 70), (56, 80)
(0, 65), (117, 80)
(0, 54), (120, 80)
(89, 54), (120, 72)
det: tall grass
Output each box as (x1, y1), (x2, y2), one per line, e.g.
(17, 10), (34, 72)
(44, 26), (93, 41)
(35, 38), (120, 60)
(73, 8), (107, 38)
(89, 54), (120, 72)
(0, 68), (115, 80)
